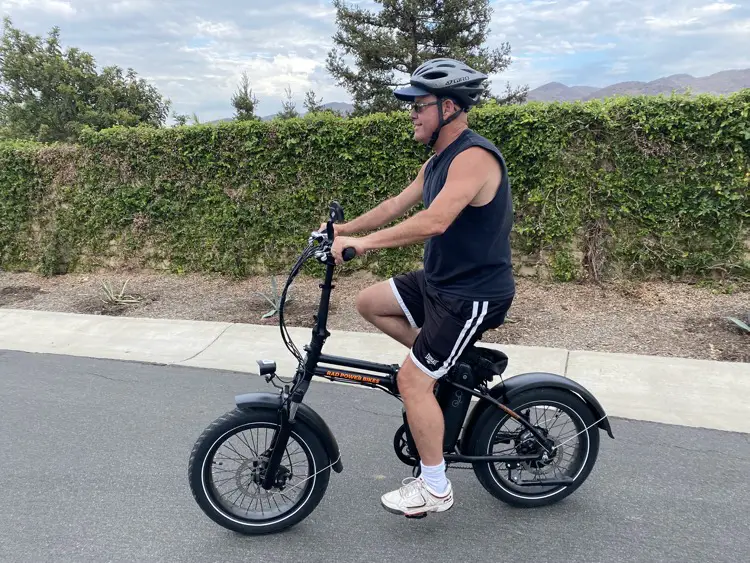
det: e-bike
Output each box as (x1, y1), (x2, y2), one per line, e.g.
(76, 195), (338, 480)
(188, 201), (614, 534)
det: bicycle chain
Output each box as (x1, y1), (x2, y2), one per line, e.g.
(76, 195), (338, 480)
(446, 462), (475, 471)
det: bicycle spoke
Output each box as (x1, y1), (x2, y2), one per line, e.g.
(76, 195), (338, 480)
(208, 423), (312, 522)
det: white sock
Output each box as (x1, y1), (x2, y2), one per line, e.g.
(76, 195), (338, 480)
(420, 460), (449, 495)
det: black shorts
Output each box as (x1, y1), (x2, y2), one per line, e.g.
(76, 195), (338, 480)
(390, 270), (513, 380)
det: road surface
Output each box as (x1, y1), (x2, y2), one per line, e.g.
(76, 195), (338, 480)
(1, 350), (748, 562)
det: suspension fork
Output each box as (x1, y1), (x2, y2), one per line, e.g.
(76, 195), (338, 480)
(260, 376), (309, 490)
(260, 365), (314, 490)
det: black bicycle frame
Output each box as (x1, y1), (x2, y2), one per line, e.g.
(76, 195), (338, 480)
(260, 211), (554, 490)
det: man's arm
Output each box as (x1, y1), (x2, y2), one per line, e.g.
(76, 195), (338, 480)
(337, 159), (429, 236)
(359, 148), (491, 252)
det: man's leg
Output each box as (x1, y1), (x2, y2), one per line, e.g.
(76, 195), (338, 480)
(380, 286), (507, 517)
(396, 356), (444, 467)
(379, 354), (454, 517)
(356, 277), (422, 348)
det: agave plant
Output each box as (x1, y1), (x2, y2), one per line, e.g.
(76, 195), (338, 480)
(99, 279), (142, 305)
(254, 276), (292, 319)
(726, 313), (750, 334)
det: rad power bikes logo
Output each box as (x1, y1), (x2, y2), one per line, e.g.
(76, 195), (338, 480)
(325, 369), (381, 385)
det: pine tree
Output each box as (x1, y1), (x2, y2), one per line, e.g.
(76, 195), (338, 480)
(303, 90), (325, 114)
(231, 71), (260, 121)
(276, 86), (299, 120)
(326, 0), (527, 115)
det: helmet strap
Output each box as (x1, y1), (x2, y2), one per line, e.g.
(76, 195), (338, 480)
(427, 98), (464, 150)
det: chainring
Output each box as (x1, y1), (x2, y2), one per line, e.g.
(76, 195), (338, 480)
(393, 423), (419, 466)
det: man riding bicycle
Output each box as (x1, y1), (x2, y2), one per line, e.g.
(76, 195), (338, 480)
(327, 58), (515, 517)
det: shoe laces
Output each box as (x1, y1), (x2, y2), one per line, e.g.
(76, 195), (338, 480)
(398, 477), (425, 499)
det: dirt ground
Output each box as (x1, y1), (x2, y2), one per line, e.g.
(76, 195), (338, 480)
(1, 268), (748, 363)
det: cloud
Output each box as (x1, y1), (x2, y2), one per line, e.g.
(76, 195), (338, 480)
(487, 0), (750, 88)
(1, 0), (76, 16)
(1, 0), (749, 122)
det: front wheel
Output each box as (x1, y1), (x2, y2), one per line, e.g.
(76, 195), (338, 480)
(188, 408), (331, 535)
(469, 388), (600, 508)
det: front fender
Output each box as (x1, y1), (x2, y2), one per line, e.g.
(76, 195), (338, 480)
(463, 372), (615, 442)
(234, 392), (344, 473)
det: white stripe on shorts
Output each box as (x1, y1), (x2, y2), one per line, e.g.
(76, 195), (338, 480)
(389, 278), (418, 329)
(410, 300), (488, 380)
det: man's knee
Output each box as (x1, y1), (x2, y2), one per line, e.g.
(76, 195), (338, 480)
(397, 356), (438, 399)
(355, 280), (394, 320)
(355, 285), (375, 319)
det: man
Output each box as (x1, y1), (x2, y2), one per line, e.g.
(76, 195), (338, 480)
(329, 58), (515, 517)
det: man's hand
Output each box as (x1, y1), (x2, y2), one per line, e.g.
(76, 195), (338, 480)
(319, 222), (348, 237)
(331, 235), (367, 264)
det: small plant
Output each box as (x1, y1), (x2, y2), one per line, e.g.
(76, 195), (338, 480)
(254, 276), (292, 319)
(549, 249), (580, 282)
(726, 313), (750, 334)
(99, 279), (142, 305)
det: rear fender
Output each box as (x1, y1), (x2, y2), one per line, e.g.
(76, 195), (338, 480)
(463, 372), (615, 443)
(234, 392), (344, 473)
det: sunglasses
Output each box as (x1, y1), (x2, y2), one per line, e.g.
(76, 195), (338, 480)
(411, 100), (440, 113)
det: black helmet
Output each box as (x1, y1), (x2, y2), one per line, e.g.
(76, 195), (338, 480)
(394, 58), (487, 110)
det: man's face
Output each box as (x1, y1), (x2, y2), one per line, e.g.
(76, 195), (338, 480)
(410, 95), (444, 144)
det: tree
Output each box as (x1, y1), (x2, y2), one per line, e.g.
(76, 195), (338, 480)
(303, 89), (325, 114)
(275, 86), (299, 120)
(326, 0), (527, 114)
(0, 17), (171, 142)
(231, 71), (260, 121)
(172, 112), (189, 126)
(302, 89), (342, 117)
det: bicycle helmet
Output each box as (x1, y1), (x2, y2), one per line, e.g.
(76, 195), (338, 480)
(394, 58), (487, 148)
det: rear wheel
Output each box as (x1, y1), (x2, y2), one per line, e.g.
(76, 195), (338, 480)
(188, 408), (330, 534)
(469, 388), (599, 508)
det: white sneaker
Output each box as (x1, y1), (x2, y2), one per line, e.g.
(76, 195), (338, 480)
(380, 477), (454, 518)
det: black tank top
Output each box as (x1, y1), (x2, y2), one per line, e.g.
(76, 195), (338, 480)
(422, 128), (515, 301)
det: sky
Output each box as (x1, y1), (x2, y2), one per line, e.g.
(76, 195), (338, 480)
(2, 0), (749, 122)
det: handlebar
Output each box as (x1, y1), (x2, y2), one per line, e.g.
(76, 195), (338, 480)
(311, 201), (358, 263)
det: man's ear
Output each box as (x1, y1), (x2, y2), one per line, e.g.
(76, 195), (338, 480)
(442, 98), (461, 117)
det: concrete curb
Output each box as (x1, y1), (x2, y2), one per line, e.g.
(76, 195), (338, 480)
(1, 308), (748, 434)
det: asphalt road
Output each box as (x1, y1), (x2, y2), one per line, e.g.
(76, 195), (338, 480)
(1, 350), (748, 563)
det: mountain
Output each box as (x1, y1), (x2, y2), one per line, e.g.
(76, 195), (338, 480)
(260, 101), (354, 121)
(526, 82), (599, 102)
(527, 68), (750, 102)
(201, 68), (750, 125)
(202, 102), (355, 125)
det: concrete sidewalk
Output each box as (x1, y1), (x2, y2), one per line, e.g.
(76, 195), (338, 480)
(0, 307), (748, 434)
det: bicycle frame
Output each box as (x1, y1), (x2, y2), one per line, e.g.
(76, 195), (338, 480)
(259, 203), (560, 490)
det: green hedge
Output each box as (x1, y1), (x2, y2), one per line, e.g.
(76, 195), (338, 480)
(1, 91), (749, 281)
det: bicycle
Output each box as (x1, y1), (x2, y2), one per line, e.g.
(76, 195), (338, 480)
(188, 201), (614, 535)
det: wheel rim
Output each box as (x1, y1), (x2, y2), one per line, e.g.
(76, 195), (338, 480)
(486, 399), (590, 499)
(201, 422), (316, 526)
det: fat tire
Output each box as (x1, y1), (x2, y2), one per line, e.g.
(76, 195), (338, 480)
(188, 407), (330, 535)
(469, 388), (600, 508)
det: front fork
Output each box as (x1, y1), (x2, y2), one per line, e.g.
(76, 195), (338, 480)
(261, 393), (297, 490)
(260, 344), (319, 490)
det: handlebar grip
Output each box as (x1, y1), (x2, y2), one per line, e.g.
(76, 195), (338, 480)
(342, 247), (357, 262)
